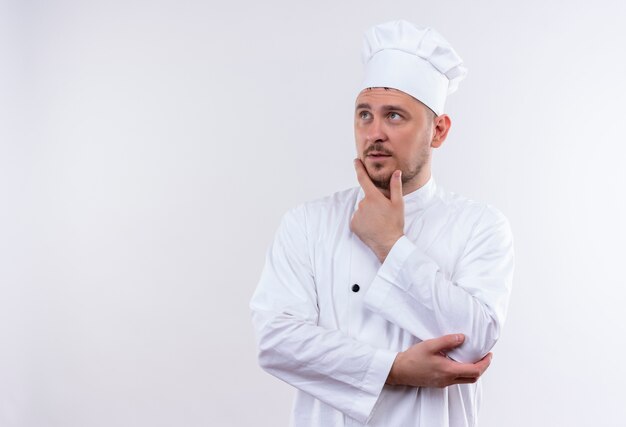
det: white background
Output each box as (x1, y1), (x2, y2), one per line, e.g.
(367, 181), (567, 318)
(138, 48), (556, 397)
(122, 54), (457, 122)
(2, 1), (626, 426)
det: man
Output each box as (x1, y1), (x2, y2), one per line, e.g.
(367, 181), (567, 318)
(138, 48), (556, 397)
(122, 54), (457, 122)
(250, 20), (514, 427)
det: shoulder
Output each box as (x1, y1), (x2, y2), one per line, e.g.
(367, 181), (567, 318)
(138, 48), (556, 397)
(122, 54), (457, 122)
(286, 186), (360, 220)
(279, 187), (359, 239)
(433, 185), (512, 236)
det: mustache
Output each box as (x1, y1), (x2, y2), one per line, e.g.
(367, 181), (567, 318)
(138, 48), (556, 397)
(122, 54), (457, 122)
(364, 144), (393, 156)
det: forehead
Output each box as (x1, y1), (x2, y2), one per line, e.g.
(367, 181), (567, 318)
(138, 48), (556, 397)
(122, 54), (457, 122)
(355, 87), (422, 110)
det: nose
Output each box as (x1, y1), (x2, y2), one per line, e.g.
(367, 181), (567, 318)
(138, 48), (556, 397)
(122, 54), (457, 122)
(366, 116), (387, 144)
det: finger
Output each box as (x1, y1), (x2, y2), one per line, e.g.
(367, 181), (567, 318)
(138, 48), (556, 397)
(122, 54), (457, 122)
(473, 353), (493, 376)
(390, 170), (403, 205)
(354, 158), (380, 197)
(450, 353), (492, 378)
(451, 377), (479, 385)
(425, 334), (465, 354)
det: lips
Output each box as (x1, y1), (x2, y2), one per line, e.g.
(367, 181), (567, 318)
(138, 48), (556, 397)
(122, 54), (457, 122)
(367, 152), (392, 158)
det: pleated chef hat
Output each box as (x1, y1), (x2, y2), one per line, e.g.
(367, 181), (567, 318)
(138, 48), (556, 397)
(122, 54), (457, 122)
(361, 20), (468, 115)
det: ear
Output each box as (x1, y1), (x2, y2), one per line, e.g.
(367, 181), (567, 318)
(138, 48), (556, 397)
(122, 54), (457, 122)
(430, 114), (451, 148)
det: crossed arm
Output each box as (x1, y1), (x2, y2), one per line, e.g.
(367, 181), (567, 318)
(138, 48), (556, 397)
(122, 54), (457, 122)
(350, 161), (498, 387)
(250, 161), (512, 421)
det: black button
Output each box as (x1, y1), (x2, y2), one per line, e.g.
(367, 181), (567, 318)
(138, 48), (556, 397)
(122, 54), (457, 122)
(352, 284), (360, 292)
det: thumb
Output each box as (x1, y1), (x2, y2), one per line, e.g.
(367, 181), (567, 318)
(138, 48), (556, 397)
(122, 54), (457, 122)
(426, 334), (465, 354)
(390, 170), (403, 205)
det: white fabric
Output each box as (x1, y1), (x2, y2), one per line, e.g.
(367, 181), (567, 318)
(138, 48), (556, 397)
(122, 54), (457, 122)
(361, 20), (468, 115)
(250, 176), (514, 426)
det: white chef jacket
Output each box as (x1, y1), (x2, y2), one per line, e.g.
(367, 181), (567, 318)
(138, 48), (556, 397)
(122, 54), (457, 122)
(250, 176), (514, 427)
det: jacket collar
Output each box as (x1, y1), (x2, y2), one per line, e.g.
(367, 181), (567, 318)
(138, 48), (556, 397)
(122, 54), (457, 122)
(354, 175), (438, 213)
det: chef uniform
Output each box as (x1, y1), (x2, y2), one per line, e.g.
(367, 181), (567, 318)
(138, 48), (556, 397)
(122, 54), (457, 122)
(250, 20), (514, 427)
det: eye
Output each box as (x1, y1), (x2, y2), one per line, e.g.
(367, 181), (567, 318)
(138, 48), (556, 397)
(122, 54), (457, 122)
(358, 110), (371, 120)
(388, 112), (402, 120)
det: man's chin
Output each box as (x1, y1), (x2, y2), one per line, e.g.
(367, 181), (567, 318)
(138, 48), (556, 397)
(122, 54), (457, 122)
(367, 172), (393, 190)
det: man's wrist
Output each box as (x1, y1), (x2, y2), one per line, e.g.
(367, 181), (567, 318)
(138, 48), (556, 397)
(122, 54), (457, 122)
(386, 351), (404, 385)
(376, 234), (404, 263)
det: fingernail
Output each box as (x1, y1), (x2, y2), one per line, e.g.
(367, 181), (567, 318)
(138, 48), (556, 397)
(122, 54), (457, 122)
(456, 334), (463, 343)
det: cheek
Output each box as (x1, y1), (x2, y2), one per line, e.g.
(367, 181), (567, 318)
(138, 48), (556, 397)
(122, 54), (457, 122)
(394, 145), (420, 168)
(354, 138), (362, 151)
(354, 132), (366, 152)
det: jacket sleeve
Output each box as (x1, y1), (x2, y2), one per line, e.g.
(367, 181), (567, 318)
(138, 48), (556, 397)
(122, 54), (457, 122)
(250, 205), (398, 424)
(363, 205), (515, 363)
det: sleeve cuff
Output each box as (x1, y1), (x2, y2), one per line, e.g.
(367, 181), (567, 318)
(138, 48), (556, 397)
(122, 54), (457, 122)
(364, 235), (436, 314)
(378, 235), (418, 286)
(347, 348), (398, 423)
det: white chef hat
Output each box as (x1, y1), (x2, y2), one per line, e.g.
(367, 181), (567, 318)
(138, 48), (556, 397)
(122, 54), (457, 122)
(360, 20), (468, 115)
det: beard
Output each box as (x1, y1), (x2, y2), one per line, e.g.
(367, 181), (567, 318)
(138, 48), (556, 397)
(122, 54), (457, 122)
(368, 161), (422, 190)
(363, 143), (430, 190)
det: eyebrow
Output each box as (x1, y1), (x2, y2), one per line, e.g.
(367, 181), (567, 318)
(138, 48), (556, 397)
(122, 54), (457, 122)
(355, 103), (410, 115)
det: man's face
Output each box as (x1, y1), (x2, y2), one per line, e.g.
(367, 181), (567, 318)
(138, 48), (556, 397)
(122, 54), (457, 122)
(354, 88), (436, 192)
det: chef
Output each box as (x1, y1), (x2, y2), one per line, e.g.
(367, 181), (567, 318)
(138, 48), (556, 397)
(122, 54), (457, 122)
(250, 20), (514, 427)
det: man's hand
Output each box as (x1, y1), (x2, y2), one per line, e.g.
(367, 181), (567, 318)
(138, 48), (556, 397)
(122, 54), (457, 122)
(350, 159), (405, 263)
(386, 334), (493, 387)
